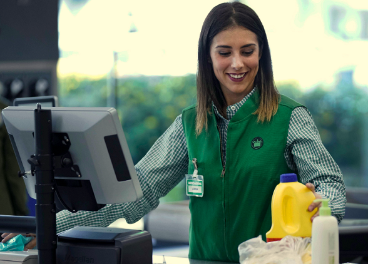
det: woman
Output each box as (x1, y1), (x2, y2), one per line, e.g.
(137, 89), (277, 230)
(2, 2), (346, 262)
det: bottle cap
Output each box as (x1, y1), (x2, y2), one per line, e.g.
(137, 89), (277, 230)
(314, 199), (331, 216)
(280, 173), (297, 183)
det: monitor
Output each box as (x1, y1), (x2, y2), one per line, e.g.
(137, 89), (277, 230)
(13, 96), (58, 107)
(1, 106), (143, 211)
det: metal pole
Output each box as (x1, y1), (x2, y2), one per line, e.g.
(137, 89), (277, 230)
(34, 103), (56, 264)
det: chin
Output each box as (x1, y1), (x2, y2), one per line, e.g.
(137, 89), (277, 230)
(230, 85), (249, 93)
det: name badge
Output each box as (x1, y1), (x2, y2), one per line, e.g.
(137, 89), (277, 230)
(186, 158), (204, 197)
(186, 174), (204, 197)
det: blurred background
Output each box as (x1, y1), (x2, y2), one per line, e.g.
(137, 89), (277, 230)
(0, 0), (368, 260)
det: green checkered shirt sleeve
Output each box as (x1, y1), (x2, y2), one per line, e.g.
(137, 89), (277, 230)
(56, 115), (189, 234)
(286, 107), (346, 223)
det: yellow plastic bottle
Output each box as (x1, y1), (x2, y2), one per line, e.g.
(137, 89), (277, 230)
(266, 173), (317, 242)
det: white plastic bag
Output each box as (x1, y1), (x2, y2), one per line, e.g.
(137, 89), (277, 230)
(238, 235), (311, 264)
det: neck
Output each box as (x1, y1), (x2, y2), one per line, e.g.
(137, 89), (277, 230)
(224, 88), (253, 106)
(222, 84), (255, 107)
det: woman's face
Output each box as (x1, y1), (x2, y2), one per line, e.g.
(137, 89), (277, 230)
(209, 26), (261, 106)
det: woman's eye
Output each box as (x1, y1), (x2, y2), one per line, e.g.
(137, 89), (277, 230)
(242, 50), (254, 56)
(219, 52), (231, 56)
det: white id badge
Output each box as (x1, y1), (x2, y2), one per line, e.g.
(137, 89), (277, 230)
(186, 173), (204, 197)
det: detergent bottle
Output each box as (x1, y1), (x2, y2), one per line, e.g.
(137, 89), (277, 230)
(266, 173), (317, 242)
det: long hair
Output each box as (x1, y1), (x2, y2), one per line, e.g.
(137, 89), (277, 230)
(196, 2), (279, 135)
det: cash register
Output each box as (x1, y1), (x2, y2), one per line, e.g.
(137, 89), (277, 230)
(0, 99), (152, 264)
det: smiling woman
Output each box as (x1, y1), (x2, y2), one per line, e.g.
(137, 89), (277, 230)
(209, 27), (260, 106)
(196, 2), (279, 135)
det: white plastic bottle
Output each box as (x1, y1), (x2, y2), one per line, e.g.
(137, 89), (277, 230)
(311, 199), (339, 264)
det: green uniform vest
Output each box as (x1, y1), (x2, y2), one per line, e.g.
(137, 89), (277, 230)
(182, 91), (304, 262)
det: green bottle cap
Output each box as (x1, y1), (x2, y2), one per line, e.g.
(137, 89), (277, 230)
(314, 199), (331, 216)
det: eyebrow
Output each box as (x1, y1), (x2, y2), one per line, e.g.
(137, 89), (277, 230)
(215, 44), (256, 49)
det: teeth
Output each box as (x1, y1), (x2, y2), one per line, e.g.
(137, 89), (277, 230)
(229, 73), (245, 79)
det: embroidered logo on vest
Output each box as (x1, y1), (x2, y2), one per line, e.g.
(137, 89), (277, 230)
(251, 137), (263, 150)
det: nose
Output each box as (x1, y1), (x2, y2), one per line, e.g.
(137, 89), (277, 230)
(231, 53), (244, 71)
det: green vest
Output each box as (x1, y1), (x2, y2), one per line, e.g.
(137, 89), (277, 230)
(182, 91), (303, 262)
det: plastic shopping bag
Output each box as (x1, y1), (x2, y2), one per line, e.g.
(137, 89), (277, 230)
(238, 235), (311, 264)
(0, 235), (34, 251)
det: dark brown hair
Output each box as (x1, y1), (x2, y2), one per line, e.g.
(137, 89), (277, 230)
(196, 2), (279, 135)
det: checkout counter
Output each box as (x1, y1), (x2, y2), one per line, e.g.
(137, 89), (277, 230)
(1, 102), (367, 264)
(1, 199), (367, 264)
(0, 253), (233, 264)
(152, 256), (235, 264)
(1, 201), (368, 264)
(0, 250), (363, 264)
(151, 256), (362, 264)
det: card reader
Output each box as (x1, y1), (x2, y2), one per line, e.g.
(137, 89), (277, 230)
(56, 226), (152, 264)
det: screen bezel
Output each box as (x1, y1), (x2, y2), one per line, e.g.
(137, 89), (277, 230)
(13, 96), (58, 107)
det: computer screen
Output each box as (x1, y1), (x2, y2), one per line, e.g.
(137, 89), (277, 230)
(2, 107), (143, 211)
(13, 96), (58, 107)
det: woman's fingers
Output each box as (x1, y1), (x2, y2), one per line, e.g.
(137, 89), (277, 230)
(307, 182), (320, 211)
(1, 233), (19, 243)
(311, 211), (320, 222)
(305, 182), (324, 221)
(306, 183), (316, 193)
(24, 238), (37, 251)
(308, 199), (322, 212)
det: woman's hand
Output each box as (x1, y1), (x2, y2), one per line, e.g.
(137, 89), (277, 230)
(23, 234), (37, 250)
(306, 183), (323, 222)
(1, 233), (37, 250)
(1, 233), (19, 243)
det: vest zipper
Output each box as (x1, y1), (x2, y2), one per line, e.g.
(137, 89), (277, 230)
(217, 124), (229, 258)
(217, 125), (226, 177)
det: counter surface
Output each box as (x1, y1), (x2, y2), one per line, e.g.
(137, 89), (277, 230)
(152, 255), (358, 264)
(153, 255), (234, 264)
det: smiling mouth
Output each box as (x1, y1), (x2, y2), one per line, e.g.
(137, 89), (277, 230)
(227, 72), (247, 82)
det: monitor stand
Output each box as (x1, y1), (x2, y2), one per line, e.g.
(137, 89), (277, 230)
(0, 104), (58, 264)
(28, 103), (57, 264)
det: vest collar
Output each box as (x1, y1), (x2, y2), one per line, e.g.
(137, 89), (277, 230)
(210, 89), (260, 124)
(230, 89), (260, 123)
